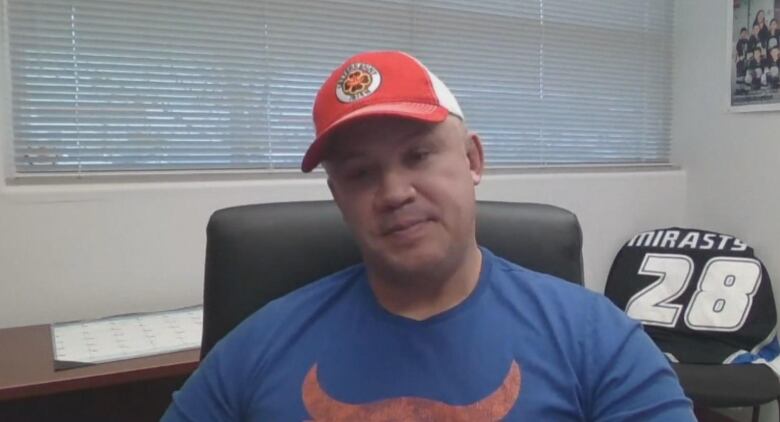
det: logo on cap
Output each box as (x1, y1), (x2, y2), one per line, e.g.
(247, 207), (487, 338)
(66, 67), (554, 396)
(336, 63), (381, 103)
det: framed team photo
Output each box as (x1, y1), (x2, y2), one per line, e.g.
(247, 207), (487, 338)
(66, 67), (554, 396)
(728, 0), (780, 112)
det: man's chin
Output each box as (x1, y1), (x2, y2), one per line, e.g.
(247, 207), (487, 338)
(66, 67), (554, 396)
(369, 246), (448, 279)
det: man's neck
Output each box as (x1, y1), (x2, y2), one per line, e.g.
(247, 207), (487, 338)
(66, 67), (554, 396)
(367, 245), (483, 321)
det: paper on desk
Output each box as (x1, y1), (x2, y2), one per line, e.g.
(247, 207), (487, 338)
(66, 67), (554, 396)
(51, 305), (202, 370)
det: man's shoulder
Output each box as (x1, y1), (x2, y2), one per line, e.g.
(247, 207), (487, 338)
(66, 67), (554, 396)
(485, 250), (625, 324)
(255, 263), (364, 317)
(231, 263), (366, 337)
(486, 251), (651, 362)
(488, 251), (594, 300)
(199, 264), (367, 385)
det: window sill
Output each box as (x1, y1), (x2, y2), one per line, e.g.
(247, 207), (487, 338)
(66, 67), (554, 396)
(4, 163), (680, 188)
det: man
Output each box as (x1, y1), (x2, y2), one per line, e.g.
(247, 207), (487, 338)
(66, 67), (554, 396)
(748, 47), (766, 90)
(768, 47), (780, 90)
(748, 24), (762, 53)
(768, 19), (779, 52)
(736, 27), (750, 58)
(163, 51), (694, 421)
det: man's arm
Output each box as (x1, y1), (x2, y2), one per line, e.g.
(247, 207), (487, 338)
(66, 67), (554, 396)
(161, 345), (244, 421)
(585, 297), (695, 421)
(161, 321), (259, 421)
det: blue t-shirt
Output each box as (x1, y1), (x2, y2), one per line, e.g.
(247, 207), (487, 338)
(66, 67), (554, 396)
(164, 248), (694, 421)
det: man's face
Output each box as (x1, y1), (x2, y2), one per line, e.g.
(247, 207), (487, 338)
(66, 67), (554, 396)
(324, 115), (484, 279)
(772, 48), (780, 61)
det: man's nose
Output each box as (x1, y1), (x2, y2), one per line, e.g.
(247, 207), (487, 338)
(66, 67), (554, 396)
(375, 168), (415, 211)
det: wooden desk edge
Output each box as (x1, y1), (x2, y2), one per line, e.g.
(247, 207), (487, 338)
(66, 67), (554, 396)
(0, 354), (200, 402)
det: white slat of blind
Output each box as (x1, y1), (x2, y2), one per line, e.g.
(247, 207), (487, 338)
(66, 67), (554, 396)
(412, 1), (545, 165)
(6, 0), (673, 173)
(539, 0), (673, 164)
(263, 0), (412, 167)
(10, 0), (272, 172)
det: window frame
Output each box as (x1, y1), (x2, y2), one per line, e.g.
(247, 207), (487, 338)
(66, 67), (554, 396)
(0, 0), (675, 183)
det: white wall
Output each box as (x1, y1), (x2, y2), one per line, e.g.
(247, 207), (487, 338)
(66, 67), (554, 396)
(0, 169), (686, 329)
(673, 1), (780, 421)
(673, 0), (780, 311)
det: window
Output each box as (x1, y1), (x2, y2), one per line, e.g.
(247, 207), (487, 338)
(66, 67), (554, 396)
(3, 0), (673, 174)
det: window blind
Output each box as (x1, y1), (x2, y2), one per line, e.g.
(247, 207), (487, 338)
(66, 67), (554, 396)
(5, 0), (673, 173)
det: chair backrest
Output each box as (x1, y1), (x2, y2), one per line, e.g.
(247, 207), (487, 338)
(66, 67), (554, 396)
(201, 200), (583, 358)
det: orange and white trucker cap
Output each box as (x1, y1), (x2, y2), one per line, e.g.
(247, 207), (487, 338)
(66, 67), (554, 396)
(301, 51), (464, 172)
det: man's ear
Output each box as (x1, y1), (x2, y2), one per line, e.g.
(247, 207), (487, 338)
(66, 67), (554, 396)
(465, 131), (485, 185)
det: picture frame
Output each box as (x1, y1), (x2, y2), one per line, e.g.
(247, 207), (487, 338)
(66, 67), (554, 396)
(727, 0), (780, 112)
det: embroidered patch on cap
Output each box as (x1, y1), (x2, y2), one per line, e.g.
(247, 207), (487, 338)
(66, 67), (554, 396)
(336, 63), (381, 103)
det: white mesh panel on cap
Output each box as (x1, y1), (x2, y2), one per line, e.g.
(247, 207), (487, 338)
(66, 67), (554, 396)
(427, 71), (464, 119)
(402, 53), (465, 120)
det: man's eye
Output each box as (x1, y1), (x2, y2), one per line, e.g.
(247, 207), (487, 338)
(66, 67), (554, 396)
(410, 150), (430, 162)
(345, 168), (369, 180)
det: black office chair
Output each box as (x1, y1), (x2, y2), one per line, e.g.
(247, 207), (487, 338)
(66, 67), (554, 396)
(200, 200), (583, 358)
(673, 364), (780, 422)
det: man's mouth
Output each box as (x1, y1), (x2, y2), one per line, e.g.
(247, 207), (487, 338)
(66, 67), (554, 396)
(383, 217), (431, 236)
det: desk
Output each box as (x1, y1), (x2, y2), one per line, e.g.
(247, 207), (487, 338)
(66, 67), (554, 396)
(0, 324), (200, 421)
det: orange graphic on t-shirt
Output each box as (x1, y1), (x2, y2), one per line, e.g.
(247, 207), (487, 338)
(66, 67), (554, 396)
(302, 360), (521, 421)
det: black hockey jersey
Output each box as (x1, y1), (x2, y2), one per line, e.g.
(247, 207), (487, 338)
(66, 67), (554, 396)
(606, 227), (779, 370)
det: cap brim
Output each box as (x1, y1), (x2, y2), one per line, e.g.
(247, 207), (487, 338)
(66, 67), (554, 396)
(301, 102), (449, 172)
